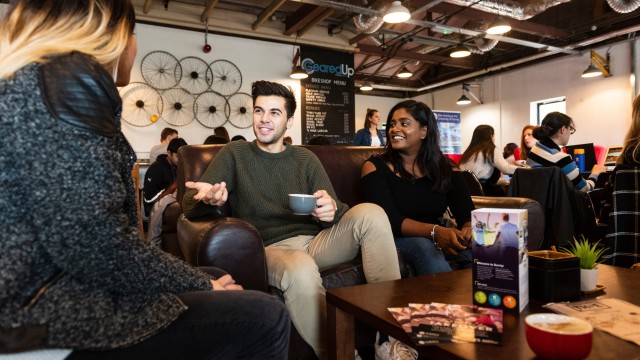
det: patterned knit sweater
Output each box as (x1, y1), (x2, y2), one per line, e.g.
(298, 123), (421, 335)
(182, 141), (349, 246)
(0, 53), (212, 351)
(526, 138), (596, 191)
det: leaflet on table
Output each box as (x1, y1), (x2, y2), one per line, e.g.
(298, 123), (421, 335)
(388, 303), (503, 346)
(544, 298), (640, 346)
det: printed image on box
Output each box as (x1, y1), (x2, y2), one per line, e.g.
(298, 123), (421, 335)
(472, 208), (529, 313)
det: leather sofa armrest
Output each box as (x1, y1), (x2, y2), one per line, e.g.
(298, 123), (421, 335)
(177, 215), (268, 292)
(471, 196), (545, 251)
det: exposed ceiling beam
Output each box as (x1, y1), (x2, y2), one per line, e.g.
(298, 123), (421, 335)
(430, 2), (570, 39)
(200, 0), (220, 22)
(357, 44), (474, 69)
(252, 0), (288, 30)
(297, 8), (334, 37)
(284, 4), (327, 36)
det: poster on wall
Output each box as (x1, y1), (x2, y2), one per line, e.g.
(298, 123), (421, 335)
(299, 46), (355, 145)
(434, 110), (462, 154)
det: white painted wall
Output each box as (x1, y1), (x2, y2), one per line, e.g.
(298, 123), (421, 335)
(413, 40), (638, 153)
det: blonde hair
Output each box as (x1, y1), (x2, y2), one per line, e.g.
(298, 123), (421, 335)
(619, 94), (640, 164)
(0, 0), (135, 80)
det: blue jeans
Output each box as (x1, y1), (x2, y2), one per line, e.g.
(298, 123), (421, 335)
(68, 290), (290, 360)
(395, 236), (473, 275)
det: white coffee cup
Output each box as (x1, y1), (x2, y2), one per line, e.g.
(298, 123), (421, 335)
(288, 194), (317, 215)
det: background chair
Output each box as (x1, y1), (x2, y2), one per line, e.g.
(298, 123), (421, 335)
(507, 167), (597, 249)
(460, 170), (485, 196)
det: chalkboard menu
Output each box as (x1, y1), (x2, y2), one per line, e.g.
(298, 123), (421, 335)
(299, 46), (355, 145)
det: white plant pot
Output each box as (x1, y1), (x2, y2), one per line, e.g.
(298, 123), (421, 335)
(580, 268), (599, 291)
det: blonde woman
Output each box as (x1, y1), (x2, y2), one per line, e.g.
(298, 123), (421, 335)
(354, 108), (386, 145)
(0, 1), (288, 357)
(618, 94), (640, 166)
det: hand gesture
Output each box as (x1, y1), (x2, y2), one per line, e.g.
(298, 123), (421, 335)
(210, 274), (243, 291)
(185, 181), (228, 206)
(311, 190), (336, 223)
(434, 227), (467, 256)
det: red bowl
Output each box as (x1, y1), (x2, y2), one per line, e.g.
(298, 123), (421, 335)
(525, 313), (593, 360)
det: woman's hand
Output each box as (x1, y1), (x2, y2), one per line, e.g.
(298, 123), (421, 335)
(434, 227), (467, 255)
(210, 274), (243, 291)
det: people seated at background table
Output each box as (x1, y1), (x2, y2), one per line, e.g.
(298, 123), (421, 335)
(526, 112), (605, 191)
(361, 100), (475, 275)
(0, 1), (290, 358)
(353, 108), (385, 146)
(143, 138), (186, 216)
(307, 135), (331, 145)
(515, 124), (537, 161)
(203, 134), (230, 145)
(214, 125), (231, 142)
(182, 80), (401, 360)
(459, 125), (523, 184)
(149, 127), (178, 163)
(503, 142), (518, 165)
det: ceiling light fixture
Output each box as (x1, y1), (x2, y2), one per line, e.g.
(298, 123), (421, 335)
(486, 16), (511, 35)
(383, 1), (411, 23)
(456, 94), (471, 105)
(582, 49), (611, 78)
(456, 83), (483, 105)
(397, 66), (413, 78)
(289, 47), (308, 80)
(360, 82), (373, 91)
(450, 44), (471, 58)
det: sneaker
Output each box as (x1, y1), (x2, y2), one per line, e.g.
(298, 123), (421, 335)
(374, 333), (418, 360)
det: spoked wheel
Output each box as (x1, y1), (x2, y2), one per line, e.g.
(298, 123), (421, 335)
(178, 56), (213, 95)
(141, 51), (182, 90)
(160, 88), (195, 126)
(209, 59), (242, 96)
(194, 91), (229, 128)
(119, 82), (163, 127)
(227, 92), (253, 128)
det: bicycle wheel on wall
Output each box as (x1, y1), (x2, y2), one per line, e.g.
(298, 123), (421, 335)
(194, 91), (229, 128)
(141, 51), (182, 90)
(178, 56), (213, 95)
(209, 59), (242, 96)
(227, 92), (253, 129)
(119, 82), (163, 127)
(160, 88), (195, 126)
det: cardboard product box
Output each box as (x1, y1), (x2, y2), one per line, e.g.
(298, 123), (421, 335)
(471, 208), (529, 313)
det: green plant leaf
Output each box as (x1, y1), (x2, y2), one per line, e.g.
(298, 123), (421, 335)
(559, 235), (608, 269)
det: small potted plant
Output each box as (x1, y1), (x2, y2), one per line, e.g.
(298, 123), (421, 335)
(560, 235), (608, 291)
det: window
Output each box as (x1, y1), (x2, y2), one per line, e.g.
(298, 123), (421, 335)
(529, 97), (566, 125)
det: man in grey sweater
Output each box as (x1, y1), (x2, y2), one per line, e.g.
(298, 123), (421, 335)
(183, 80), (401, 359)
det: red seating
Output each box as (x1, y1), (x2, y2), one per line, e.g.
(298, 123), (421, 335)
(445, 153), (462, 165)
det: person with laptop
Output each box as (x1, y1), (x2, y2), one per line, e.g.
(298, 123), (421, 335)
(527, 112), (606, 191)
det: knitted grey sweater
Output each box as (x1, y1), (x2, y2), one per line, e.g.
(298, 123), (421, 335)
(0, 53), (212, 351)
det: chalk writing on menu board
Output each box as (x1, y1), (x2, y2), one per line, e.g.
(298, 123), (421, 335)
(300, 46), (354, 145)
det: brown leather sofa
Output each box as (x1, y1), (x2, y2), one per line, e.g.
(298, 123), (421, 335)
(161, 144), (545, 359)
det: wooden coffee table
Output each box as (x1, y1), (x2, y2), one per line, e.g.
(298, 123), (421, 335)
(327, 265), (639, 359)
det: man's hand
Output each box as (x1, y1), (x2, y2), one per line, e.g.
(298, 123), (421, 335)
(185, 181), (228, 206)
(210, 274), (243, 291)
(311, 190), (336, 223)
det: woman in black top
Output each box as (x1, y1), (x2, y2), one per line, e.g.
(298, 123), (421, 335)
(360, 100), (475, 274)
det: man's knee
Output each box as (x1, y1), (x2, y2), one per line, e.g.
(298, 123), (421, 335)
(267, 250), (322, 292)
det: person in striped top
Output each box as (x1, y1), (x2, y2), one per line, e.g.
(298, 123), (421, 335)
(526, 112), (605, 191)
